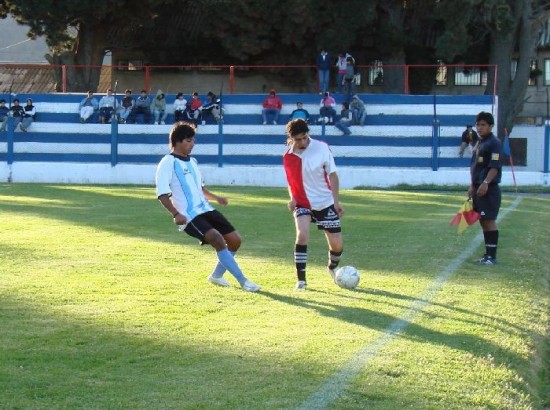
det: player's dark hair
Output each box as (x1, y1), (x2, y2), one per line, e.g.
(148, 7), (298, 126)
(286, 119), (309, 145)
(170, 121), (196, 149)
(286, 118), (309, 137)
(476, 111), (494, 125)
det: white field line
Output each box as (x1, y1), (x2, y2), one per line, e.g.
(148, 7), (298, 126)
(296, 195), (523, 410)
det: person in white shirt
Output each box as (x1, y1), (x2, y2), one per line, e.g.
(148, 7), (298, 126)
(98, 88), (116, 123)
(20, 98), (36, 132)
(282, 119), (345, 290)
(173, 92), (187, 122)
(155, 122), (261, 292)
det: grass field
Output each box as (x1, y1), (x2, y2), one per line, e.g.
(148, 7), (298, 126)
(0, 183), (548, 409)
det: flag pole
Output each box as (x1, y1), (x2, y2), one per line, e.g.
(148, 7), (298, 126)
(504, 128), (517, 192)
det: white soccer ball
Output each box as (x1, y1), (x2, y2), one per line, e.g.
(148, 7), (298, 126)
(335, 266), (360, 289)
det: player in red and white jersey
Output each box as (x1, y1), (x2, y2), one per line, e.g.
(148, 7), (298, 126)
(283, 119), (344, 290)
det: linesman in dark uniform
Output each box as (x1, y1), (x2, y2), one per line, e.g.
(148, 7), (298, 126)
(468, 111), (502, 265)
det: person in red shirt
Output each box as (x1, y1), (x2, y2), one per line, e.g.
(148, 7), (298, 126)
(185, 92), (203, 125)
(261, 89), (283, 125)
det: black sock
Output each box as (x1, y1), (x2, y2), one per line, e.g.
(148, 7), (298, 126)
(328, 250), (343, 271)
(294, 244), (307, 281)
(484, 230), (499, 259)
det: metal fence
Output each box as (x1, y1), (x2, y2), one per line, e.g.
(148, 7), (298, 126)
(0, 63), (497, 96)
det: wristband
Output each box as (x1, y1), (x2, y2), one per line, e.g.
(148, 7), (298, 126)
(482, 180), (489, 184)
(172, 212), (180, 218)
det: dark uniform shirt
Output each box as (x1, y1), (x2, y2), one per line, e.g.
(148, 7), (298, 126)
(461, 128), (479, 146)
(471, 133), (502, 185)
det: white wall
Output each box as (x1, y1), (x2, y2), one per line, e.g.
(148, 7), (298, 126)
(2, 162), (545, 188)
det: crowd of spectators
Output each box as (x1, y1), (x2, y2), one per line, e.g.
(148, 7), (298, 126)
(77, 89), (222, 126)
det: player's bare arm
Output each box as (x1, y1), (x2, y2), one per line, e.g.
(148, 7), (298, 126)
(476, 168), (498, 197)
(329, 172), (344, 216)
(202, 187), (228, 206)
(158, 193), (187, 225)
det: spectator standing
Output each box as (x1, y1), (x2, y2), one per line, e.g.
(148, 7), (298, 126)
(283, 119), (345, 290)
(319, 91), (336, 124)
(155, 122), (261, 292)
(317, 49), (331, 94)
(118, 89), (134, 124)
(289, 102), (310, 122)
(343, 57), (356, 101)
(186, 92), (203, 125)
(262, 89), (283, 125)
(350, 94), (366, 125)
(20, 98), (36, 132)
(335, 102), (352, 136)
(0, 99), (9, 132)
(132, 89), (151, 124)
(151, 89), (168, 125)
(79, 91), (98, 123)
(459, 124), (479, 158)
(173, 92), (187, 122)
(201, 91), (221, 123)
(335, 53), (347, 94)
(99, 88), (116, 123)
(10, 99), (25, 130)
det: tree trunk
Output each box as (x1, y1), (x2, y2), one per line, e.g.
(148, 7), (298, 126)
(487, 0), (537, 137)
(47, 23), (107, 92)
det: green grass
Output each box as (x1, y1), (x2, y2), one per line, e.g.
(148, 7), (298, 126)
(0, 184), (548, 409)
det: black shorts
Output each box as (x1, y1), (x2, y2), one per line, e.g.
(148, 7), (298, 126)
(295, 205), (341, 233)
(473, 184), (501, 220)
(184, 210), (236, 244)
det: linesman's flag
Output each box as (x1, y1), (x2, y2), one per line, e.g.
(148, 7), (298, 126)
(450, 199), (480, 234)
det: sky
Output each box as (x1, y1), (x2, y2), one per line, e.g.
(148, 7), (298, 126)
(0, 18), (49, 63)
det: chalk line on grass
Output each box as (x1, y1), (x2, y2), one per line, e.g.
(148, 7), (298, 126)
(296, 196), (523, 410)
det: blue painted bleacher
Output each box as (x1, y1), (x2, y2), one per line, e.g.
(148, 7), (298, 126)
(0, 92), (496, 168)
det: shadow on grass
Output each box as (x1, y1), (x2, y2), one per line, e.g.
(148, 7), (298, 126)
(259, 289), (529, 375)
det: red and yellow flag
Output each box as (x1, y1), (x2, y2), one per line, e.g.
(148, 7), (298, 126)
(450, 199), (480, 234)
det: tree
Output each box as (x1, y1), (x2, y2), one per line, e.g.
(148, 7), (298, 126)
(0, 0), (181, 91)
(435, 0), (550, 136)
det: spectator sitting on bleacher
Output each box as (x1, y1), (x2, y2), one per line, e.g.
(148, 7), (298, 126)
(173, 92), (187, 122)
(99, 88), (116, 123)
(132, 89), (151, 124)
(79, 91), (98, 123)
(289, 102), (310, 123)
(151, 89), (168, 125)
(20, 98), (36, 132)
(335, 102), (352, 136)
(350, 95), (366, 125)
(262, 89), (283, 125)
(10, 99), (25, 130)
(117, 89), (134, 124)
(0, 99), (9, 132)
(318, 91), (336, 125)
(185, 92), (202, 125)
(201, 91), (221, 123)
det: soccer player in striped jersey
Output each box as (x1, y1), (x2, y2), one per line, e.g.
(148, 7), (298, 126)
(156, 122), (261, 292)
(283, 119), (344, 289)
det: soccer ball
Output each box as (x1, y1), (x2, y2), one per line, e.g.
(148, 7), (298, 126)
(335, 266), (360, 289)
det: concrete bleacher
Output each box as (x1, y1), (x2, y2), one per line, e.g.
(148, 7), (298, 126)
(23, 92), (492, 127)
(1, 92), (496, 170)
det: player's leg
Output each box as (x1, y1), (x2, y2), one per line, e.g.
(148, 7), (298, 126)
(473, 185), (501, 264)
(188, 211), (259, 291)
(209, 231), (242, 280)
(294, 209), (312, 289)
(324, 231), (343, 280)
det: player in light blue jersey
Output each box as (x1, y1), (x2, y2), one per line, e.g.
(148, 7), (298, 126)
(155, 122), (261, 292)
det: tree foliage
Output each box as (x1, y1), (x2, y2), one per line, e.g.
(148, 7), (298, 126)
(1, 0), (550, 133)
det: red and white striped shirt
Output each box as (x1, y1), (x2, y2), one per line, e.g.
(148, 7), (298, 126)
(283, 138), (337, 210)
